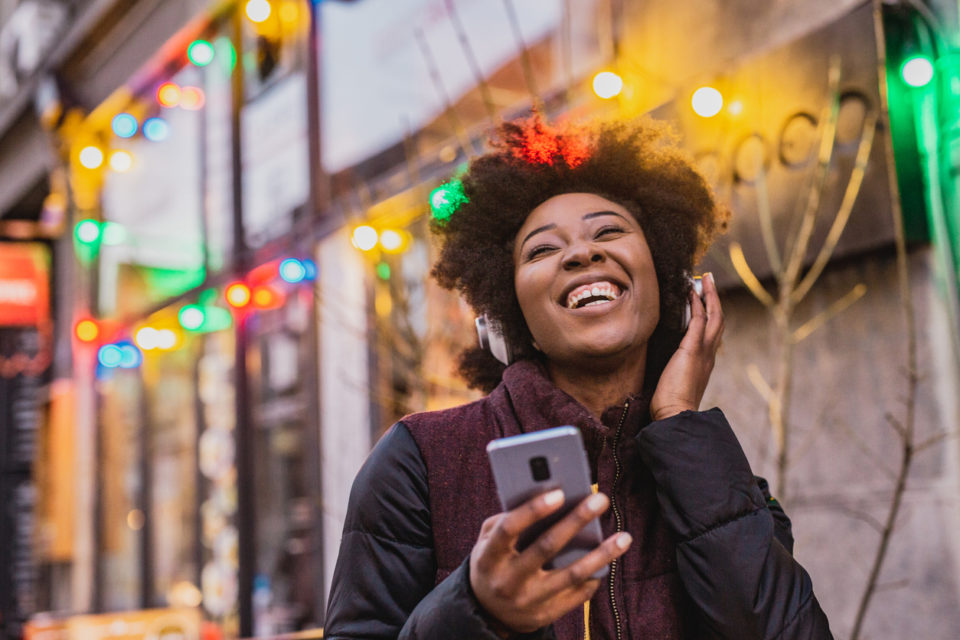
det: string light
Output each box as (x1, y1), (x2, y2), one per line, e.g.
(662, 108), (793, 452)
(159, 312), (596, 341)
(352, 226), (378, 251)
(187, 39), (215, 67)
(901, 56), (934, 87)
(278, 258), (307, 283)
(75, 220), (101, 244)
(379, 229), (407, 253)
(180, 87), (206, 111)
(225, 283), (252, 308)
(143, 118), (170, 142)
(75, 319), (100, 343)
(79, 146), (104, 169)
(109, 150), (133, 173)
(246, 0), (272, 23)
(157, 82), (182, 108)
(112, 114), (138, 138)
(592, 71), (624, 99)
(429, 180), (468, 222)
(691, 86), (723, 118)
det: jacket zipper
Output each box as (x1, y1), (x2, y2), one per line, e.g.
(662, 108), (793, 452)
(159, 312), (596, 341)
(607, 399), (629, 640)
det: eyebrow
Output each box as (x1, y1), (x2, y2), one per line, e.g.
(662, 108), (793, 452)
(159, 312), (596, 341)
(519, 210), (629, 249)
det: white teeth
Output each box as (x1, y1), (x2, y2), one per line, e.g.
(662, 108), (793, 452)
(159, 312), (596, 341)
(566, 282), (621, 309)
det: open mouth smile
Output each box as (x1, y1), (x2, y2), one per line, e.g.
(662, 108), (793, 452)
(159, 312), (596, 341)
(564, 280), (623, 309)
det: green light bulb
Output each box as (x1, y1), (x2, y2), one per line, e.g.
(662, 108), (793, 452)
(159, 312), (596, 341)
(75, 220), (101, 245)
(429, 180), (468, 223)
(901, 56), (934, 87)
(188, 40), (215, 67)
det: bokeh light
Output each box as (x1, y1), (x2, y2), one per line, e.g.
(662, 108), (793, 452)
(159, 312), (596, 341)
(180, 86), (206, 111)
(79, 146), (104, 169)
(901, 56), (934, 87)
(143, 118), (170, 142)
(111, 113), (138, 138)
(692, 86), (724, 118)
(279, 259), (306, 283)
(188, 39), (215, 67)
(75, 220), (101, 244)
(179, 305), (206, 331)
(75, 319), (100, 343)
(226, 283), (252, 308)
(246, 0), (271, 23)
(351, 225), (378, 251)
(157, 82), (182, 108)
(593, 71), (624, 99)
(109, 150), (133, 173)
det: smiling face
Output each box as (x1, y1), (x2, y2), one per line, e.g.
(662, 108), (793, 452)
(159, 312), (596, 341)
(513, 192), (660, 371)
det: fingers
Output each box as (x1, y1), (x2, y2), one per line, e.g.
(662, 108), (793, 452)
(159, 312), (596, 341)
(515, 493), (609, 573)
(701, 272), (725, 347)
(485, 489), (565, 555)
(546, 530), (633, 592)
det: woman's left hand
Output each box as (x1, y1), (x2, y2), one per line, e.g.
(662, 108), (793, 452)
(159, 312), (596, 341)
(650, 272), (724, 422)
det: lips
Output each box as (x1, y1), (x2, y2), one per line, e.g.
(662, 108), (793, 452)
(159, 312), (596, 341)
(564, 280), (623, 309)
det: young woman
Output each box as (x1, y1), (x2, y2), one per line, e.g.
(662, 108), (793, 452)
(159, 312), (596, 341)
(324, 117), (833, 639)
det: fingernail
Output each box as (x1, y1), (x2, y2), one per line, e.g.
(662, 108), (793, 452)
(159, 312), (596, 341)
(616, 532), (633, 549)
(544, 489), (564, 507)
(706, 272), (715, 285)
(587, 493), (606, 512)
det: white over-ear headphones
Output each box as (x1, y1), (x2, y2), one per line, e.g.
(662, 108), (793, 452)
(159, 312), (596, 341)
(475, 314), (512, 365)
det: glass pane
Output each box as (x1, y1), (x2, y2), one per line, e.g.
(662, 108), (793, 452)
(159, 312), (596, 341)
(98, 369), (144, 611)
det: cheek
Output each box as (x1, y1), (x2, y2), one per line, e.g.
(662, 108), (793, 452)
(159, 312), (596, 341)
(514, 270), (552, 332)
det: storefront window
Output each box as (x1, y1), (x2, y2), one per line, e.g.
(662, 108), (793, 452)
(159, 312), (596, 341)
(97, 369), (144, 611)
(248, 287), (322, 632)
(142, 342), (199, 606)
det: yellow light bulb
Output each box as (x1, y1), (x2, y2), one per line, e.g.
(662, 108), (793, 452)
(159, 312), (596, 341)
(379, 229), (406, 253)
(692, 87), (723, 118)
(352, 225), (379, 251)
(593, 71), (624, 99)
(79, 146), (104, 169)
(109, 150), (133, 172)
(246, 0), (271, 23)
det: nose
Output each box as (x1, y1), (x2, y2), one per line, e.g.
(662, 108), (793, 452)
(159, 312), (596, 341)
(562, 240), (605, 270)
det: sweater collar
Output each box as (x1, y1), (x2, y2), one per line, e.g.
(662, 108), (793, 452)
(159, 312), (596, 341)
(499, 360), (652, 450)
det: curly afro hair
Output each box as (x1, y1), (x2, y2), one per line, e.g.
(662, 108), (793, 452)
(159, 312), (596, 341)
(431, 115), (728, 393)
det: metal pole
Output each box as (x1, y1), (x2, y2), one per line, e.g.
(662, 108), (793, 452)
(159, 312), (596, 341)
(229, 5), (255, 637)
(304, 0), (327, 622)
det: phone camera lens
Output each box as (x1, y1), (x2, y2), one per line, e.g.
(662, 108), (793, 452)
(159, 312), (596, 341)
(529, 456), (550, 482)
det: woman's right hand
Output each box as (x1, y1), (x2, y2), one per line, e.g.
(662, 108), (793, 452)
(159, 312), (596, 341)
(469, 489), (633, 634)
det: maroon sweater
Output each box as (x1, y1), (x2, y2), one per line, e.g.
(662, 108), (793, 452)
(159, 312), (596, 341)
(403, 360), (690, 639)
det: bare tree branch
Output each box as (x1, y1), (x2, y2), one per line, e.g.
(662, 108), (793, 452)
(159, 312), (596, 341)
(729, 242), (776, 307)
(754, 148), (783, 276)
(915, 430), (959, 453)
(791, 110), (878, 305)
(781, 58), (842, 288)
(791, 283), (867, 343)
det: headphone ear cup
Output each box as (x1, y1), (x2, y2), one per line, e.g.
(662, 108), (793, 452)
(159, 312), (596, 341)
(475, 314), (512, 365)
(681, 275), (703, 331)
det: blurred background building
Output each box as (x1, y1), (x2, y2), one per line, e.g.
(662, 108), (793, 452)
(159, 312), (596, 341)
(0, 0), (958, 639)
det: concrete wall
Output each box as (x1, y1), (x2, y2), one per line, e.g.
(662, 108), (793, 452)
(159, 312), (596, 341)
(703, 247), (960, 637)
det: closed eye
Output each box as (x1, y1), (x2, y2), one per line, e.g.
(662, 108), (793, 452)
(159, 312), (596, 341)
(525, 244), (557, 260)
(595, 225), (626, 238)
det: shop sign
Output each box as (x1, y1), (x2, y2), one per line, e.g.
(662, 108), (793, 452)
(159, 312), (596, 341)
(55, 609), (201, 640)
(0, 243), (49, 327)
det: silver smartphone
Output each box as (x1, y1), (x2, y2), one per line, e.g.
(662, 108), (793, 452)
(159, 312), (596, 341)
(486, 426), (607, 578)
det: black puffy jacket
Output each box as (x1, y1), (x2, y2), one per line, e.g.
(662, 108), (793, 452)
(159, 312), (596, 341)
(325, 362), (833, 639)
